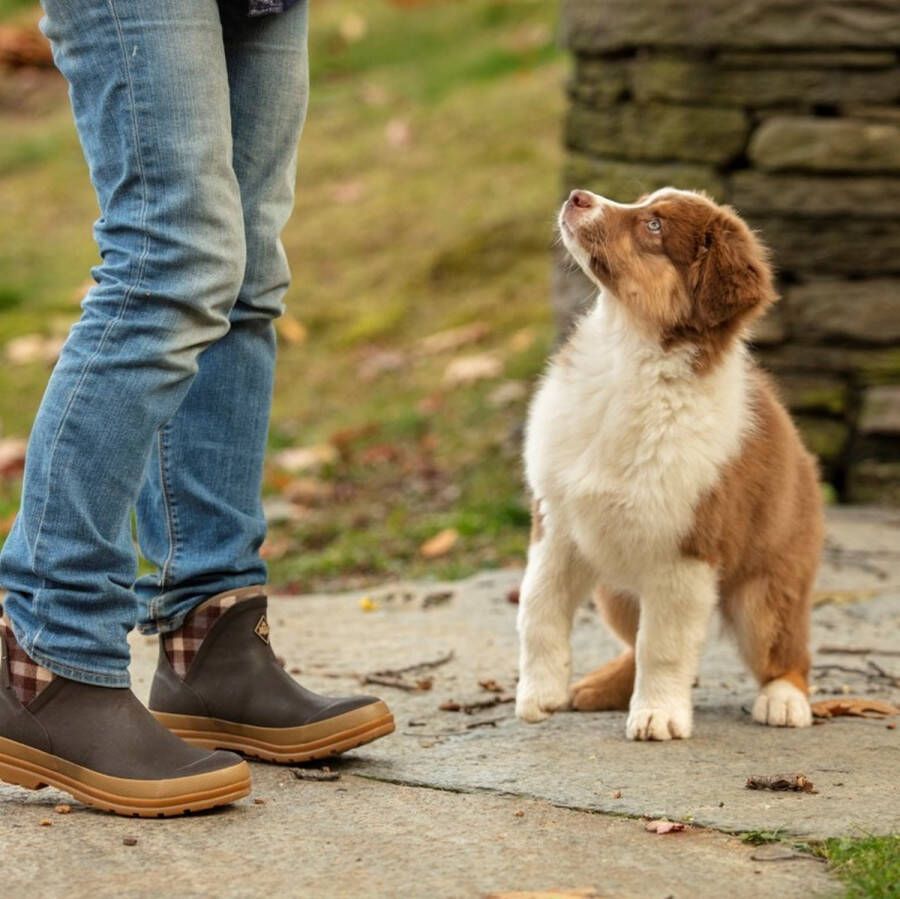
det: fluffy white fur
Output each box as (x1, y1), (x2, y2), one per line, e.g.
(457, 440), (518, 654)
(516, 294), (751, 738)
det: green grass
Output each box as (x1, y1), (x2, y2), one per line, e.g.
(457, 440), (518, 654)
(816, 835), (900, 899)
(0, 0), (564, 591)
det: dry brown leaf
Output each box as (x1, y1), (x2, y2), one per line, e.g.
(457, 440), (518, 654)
(486, 892), (600, 899)
(5, 334), (66, 366)
(812, 589), (879, 607)
(442, 353), (503, 387)
(0, 438), (27, 479)
(420, 527), (458, 559)
(338, 13), (367, 43)
(0, 24), (53, 68)
(644, 819), (687, 834)
(272, 444), (338, 473)
(282, 477), (336, 506)
(417, 322), (491, 356)
(275, 314), (307, 345)
(331, 180), (366, 205)
(385, 117), (411, 149)
(745, 774), (817, 793)
(811, 698), (899, 719)
(357, 348), (407, 382)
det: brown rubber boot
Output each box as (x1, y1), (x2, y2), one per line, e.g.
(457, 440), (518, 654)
(0, 624), (251, 817)
(149, 587), (395, 763)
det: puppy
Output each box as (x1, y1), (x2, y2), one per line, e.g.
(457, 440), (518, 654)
(515, 187), (823, 741)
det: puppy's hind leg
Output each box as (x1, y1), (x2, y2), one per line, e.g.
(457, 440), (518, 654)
(725, 576), (813, 728)
(516, 502), (593, 723)
(571, 588), (638, 712)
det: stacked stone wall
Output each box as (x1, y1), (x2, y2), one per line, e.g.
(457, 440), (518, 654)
(557, 0), (900, 502)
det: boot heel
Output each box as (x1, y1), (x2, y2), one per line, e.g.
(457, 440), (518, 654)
(0, 760), (48, 790)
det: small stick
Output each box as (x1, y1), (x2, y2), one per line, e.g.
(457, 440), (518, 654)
(369, 651), (455, 679)
(819, 646), (900, 657)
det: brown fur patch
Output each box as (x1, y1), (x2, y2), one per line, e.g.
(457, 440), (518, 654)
(682, 370), (823, 686)
(571, 589), (639, 712)
(571, 651), (635, 711)
(568, 191), (777, 373)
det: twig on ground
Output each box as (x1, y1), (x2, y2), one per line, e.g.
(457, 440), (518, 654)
(439, 694), (515, 714)
(818, 645), (900, 657)
(358, 651), (455, 692)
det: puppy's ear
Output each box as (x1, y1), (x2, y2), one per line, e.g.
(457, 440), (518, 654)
(689, 208), (777, 329)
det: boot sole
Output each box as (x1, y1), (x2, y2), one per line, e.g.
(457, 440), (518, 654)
(153, 700), (395, 764)
(0, 736), (251, 818)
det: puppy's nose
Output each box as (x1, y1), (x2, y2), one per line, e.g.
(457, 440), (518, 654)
(568, 189), (596, 209)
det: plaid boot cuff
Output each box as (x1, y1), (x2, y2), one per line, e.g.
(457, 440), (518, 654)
(0, 617), (54, 706)
(163, 586), (266, 678)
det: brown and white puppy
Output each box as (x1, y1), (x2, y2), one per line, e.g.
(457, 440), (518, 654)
(515, 188), (823, 740)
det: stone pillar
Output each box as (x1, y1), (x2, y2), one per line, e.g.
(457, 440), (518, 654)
(558, 0), (900, 503)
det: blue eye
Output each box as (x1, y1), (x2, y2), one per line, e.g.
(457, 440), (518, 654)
(647, 218), (662, 233)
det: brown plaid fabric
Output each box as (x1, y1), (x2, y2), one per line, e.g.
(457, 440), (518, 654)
(0, 618), (54, 706)
(163, 592), (245, 678)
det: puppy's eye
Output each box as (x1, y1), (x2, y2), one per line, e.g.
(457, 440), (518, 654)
(647, 218), (662, 233)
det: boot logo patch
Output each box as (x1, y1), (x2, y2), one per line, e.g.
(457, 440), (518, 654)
(254, 615), (270, 644)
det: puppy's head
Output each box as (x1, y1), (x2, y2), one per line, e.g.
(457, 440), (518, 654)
(559, 187), (776, 367)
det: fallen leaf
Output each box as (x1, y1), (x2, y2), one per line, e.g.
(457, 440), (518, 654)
(644, 819), (687, 834)
(420, 527), (458, 559)
(0, 438), (27, 478)
(0, 24), (53, 68)
(292, 766), (341, 782)
(745, 774), (817, 794)
(259, 536), (294, 561)
(359, 596), (379, 613)
(478, 679), (505, 693)
(508, 327), (537, 352)
(486, 891), (601, 899)
(417, 322), (491, 356)
(385, 117), (411, 149)
(488, 380), (528, 408)
(261, 498), (308, 524)
(612, 790), (623, 799)
(54, 804), (71, 814)
(5, 334), (65, 366)
(275, 313), (307, 345)
(811, 698), (899, 719)
(282, 477), (336, 506)
(39, 819), (52, 827)
(813, 589), (879, 607)
(338, 13), (367, 43)
(360, 82), (389, 106)
(122, 836), (138, 846)
(506, 587), (520, 605)
(357, 348), (407, 381)
(442, 353), (502, 387)
(272, 444), (338, 473)
(331, 180), (366, 205)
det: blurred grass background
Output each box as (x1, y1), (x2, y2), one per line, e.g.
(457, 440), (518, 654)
(0, 0), (565, 591)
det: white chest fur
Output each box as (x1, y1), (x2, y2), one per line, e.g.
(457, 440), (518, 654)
(524, 293), (750, 590)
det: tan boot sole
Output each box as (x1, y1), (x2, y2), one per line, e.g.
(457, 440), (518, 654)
(0, 736), (251, 817)
(153, 700), (395, 764)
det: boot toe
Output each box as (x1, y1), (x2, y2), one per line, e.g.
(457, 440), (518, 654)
(307, 693), (383, 724)
(175, 748), (248, 777)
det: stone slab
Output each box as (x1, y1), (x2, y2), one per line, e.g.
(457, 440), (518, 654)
(564, 0), (900, 53)
(1, 773), (836, 899)
(631, 56), (900, 108)
(749, 116), (900, 173)
(566, 103), (749, 167)
(731, 172), (900, 218)
(786, 279), (900, 345)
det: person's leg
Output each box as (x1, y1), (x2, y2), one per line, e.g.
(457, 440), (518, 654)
(134, 0), (310, 634)
(136, 4), (395, 761)
(0, 0), (245, 685)
(0, 0), (253, 815)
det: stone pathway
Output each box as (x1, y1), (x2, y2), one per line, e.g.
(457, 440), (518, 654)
(2, 506), (898, 898)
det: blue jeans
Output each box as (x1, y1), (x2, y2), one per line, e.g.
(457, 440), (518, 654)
(0, 0), (309, 687)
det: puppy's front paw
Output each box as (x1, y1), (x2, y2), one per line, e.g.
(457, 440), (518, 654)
(626, 703), (692, 741)
(752, 678), (812, 728)
(516, 679), (571, 723)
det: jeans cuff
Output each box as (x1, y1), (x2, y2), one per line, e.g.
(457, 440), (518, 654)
(23, 643), (131, 689)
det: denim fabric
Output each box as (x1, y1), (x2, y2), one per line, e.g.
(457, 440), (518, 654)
(0, 0), (309, 686)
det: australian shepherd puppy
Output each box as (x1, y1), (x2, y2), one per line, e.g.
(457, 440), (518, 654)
(515, 187), (823, 741)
